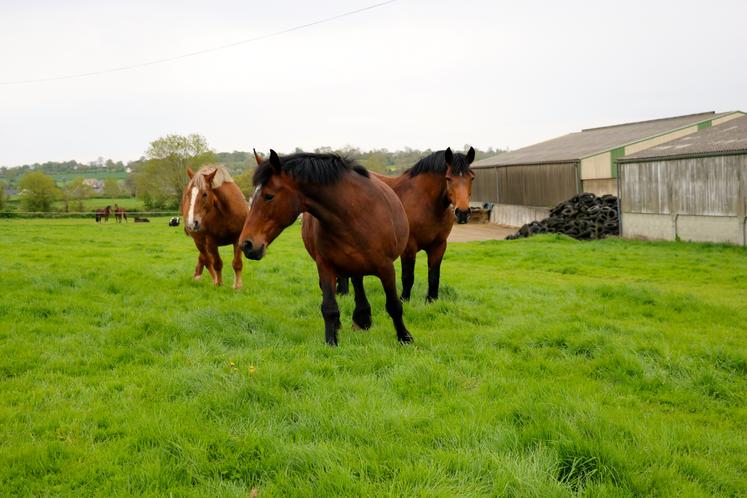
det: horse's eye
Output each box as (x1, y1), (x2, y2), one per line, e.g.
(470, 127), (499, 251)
(202, 192), (207, 197)
(264, 194), (274, 201)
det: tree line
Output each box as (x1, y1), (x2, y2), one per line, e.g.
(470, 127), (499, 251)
(1, 135), (503, 214)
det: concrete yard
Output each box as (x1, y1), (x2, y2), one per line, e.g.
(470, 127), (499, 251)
(448, 223), (515, 242)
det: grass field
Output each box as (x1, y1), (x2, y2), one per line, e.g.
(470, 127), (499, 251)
(1, 219), (745, 497)
(50, 197), (144, 212)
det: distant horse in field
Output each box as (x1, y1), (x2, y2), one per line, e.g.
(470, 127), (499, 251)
(95, 205), (112, 223)
(240, 150), (413, 346)
(338, 147), (475, 302)
(182, 164), (249, 288)
(114, 204), (127, 223)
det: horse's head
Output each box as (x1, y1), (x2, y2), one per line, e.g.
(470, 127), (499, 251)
(445, 147), (475, 224)
(239, 149), (302, 260)
(182, 167), (219, 233)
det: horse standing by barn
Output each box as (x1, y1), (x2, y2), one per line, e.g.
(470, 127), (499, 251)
(338, 147), (476, 302)
(239, 150), (413, 346)
(182, 165), (249, 288)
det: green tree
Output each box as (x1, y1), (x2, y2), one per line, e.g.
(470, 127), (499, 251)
(234, 169), (255, 199)
(134, 134), (215, 209)
(0, 181), (6, 210)
(103, 177), (121, 198)
(62, 176), (93, 212)
(19, 171), (59, 212)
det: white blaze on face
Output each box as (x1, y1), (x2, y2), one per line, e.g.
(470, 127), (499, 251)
(250, 186), (260, 208)
(187, 186), (199, 228)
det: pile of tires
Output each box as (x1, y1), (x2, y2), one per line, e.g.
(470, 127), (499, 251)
(506, 193), (619, 240)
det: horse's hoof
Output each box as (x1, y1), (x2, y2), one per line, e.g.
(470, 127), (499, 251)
(400, 294), (410, 302)
(398, 333), (414, 344)
(426, 296), (437, 303)
(193, 275), (202, 281)
(352, 317), (372, 330)
(233, 284), (242, 290)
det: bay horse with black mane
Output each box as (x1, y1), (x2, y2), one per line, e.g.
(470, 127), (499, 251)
(95, 205), (111, 223)
(239, 150), (413, 346)
(114, 204), (127, 223)
(339, 147), (475, 302)
(182, 164), (249, 288)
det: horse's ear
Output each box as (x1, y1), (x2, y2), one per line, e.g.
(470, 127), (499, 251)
(466, 146), (476, 165)
(444, 147), (453, 166)
(253, 148), (264, 166)
(203, 169), (217, 188)
(187, 167), (194, 179)
(269, 149), (281, 175)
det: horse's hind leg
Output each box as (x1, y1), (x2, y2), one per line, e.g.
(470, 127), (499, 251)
(232, 242), (243, 289)
(317, 264), (341, 346)
(351, 276), (372, 330)
(336, 276), (350, 296)
(400, 249), (416, 301)
(379, 264), (413, 343)
(426, 241), (447, 302)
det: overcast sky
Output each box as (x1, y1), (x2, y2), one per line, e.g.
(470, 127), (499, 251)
(1, 0), (746, 167)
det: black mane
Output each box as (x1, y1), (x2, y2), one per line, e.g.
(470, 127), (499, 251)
(253, 152), (369, 186)
(405, 150), (472, 177)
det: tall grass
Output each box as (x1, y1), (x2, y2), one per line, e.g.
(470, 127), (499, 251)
(0, 219), (745, 496)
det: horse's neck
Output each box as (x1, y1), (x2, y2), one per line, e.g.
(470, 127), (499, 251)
(212, 185), (241, 215)
(412, 173), (450, 211)
(300, 175), (359, 229)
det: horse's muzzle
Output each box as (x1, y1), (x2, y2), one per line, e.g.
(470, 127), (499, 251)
(455, 208), (471, 224)
(241, 239), (265, 260)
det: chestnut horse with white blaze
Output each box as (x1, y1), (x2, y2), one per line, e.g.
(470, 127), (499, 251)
(181, 165), (249, 288)
(239, 150), (413, 346)
(339, 147), (476, 302)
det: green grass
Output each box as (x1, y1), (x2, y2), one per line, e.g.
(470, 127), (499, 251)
(50, 197), (143, 212)
(1, 219), (745, 497)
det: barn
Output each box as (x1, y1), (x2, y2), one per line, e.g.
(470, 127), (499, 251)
(472, 111), (744, 226)
(618, 114), (747, 246)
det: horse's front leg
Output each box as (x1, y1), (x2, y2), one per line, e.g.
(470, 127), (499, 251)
(426, 241), (447, 302)
(206, 239), (223, 286)
(351, 276), (372, 330)
(379, 264), (413, 343)
(317, 264), (341, 346)
(232, 242), (244, 289)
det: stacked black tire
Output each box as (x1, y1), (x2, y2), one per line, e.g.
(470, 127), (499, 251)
(506, 193), (619, 240)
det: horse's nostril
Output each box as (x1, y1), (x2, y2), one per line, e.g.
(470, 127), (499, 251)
(242, 239), (253, 251)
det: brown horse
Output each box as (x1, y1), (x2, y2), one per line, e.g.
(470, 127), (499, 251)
(95, 205), (111, 223)
(181, 164), (249, 288)
(339, 147), (475, 302)
(114, 204), (127, 223)
(239, 150), (412, 346)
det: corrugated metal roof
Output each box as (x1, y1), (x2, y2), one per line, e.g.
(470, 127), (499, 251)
(620, 114), (747, 161)
(473, 111), (732, 168)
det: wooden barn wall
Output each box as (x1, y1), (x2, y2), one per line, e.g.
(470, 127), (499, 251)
(472, 167), (498, 204)
(472, 163), (578, 207)
(621, 155), (747, 216)
(498, 163), (578, 207)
